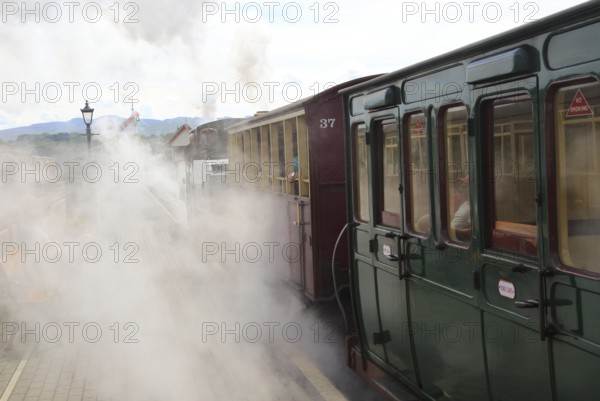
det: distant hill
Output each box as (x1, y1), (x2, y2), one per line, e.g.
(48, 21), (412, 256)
(0, 116), (206, 141)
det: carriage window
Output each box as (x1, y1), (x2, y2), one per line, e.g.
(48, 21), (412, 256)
(443, 105), (471, 243)
(488, 97), (537, 256)
(555, 82), (600, 273)
(354, 123), (369, 222)
(378, 119), (400, 227)
(405, 112), (430, 235)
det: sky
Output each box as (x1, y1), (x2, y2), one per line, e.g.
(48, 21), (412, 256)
(0, 0), (589, 130)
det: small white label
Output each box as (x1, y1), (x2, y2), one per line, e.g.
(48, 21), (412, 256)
(498, 280), (516, 300)
(383, 244), (392, 257)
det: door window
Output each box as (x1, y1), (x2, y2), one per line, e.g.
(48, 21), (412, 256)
(377, 119), (400, 227)
(354, 123), (369, 222)
(486, 97), (537, 256)
(441, 105), (471, 243)
(404, 112), (430, 235)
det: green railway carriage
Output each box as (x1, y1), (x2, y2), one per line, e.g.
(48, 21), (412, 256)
(342, 3), (600, 401)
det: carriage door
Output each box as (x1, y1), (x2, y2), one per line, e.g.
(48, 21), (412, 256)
(545, 79), (600, 401)
(370, 114), (418, 382)
(476, 77), (552, 401)
(349, 96), (417, 380)
(349, 119), (386, 363)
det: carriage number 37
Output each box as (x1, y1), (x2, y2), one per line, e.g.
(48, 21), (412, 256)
(320, 118), (336, 128)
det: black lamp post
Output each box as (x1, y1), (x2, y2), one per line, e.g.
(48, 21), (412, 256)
(80, 100), (94, 152)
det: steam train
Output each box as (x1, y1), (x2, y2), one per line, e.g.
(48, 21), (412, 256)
(184, 2), (600, 400)
(184, 77), (378, 301)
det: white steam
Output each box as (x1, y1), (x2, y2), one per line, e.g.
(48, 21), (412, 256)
(0, 126), (354, 400)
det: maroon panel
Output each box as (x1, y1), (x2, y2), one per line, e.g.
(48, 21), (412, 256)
(305, 94), (349, 299)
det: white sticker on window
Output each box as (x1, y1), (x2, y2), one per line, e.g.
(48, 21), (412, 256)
(498, 280), (516, 300)
(383, 244), (391, 257)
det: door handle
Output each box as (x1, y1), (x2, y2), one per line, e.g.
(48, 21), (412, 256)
(385, 254), (399, 262)
(515, 299), (539, 308)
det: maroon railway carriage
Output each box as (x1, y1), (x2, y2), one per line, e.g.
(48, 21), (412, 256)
(226, 76), (379, 300)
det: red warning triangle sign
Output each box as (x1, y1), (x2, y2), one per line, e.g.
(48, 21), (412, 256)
(566, 89), (593, 117)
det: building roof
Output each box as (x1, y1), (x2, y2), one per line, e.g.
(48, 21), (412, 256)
(167, 123), (192, 147)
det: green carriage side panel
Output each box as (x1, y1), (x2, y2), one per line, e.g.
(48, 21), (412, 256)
(546, 22), (600, 69)
(409, 282), (486, 400)
(355, 259), (385, 361)
(484, 313), (552, 401)
(376, 268), (417, 382)
(342, 4), (600, 401)
(550, 283), (600, 401)
(553, 340), (599, 401)
(373, 233), (399, 269)
(415, 243), (476, 298)
(551, 283), (600, 345)
(481, 263), (539, 320)
(354, 227), (371, 259)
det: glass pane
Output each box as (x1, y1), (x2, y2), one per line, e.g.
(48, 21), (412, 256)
(407, 113), (430, 234)
(555, 82), (600, 273)
(379, 120), (400, 225)
(444, 106), (471, 243)
(355, 124), (369, 222)
(491, 97), (537, 255)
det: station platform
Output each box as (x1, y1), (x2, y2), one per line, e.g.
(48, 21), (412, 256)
(0, 181), (385, 401)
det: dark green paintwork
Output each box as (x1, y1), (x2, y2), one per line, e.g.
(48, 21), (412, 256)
(546, 22), (600, 69)
(356, 258), (385, 360)
(377, 268), (417, 382)
(365, 87), (400, 110)
(343, 3), (600, 401)
(409, 283), (486, 400)
(466, 46), (534, 84)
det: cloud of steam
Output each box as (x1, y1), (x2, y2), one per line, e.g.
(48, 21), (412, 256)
(114, 0), (207, 47)
(0, 0), (223, 128)
(231, 26), (272, 84)
(0, 126), (353, 400)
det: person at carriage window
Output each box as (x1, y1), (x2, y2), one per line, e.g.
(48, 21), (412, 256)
(450, 175), (471, 242)
(287, 156), (300, 195)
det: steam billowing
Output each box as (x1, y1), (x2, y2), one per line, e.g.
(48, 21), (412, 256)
(0, 0), (275, 130)
(0, 125), (369, 401)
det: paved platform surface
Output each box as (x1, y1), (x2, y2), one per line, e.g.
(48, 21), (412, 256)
(0, 177), (385, 401)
